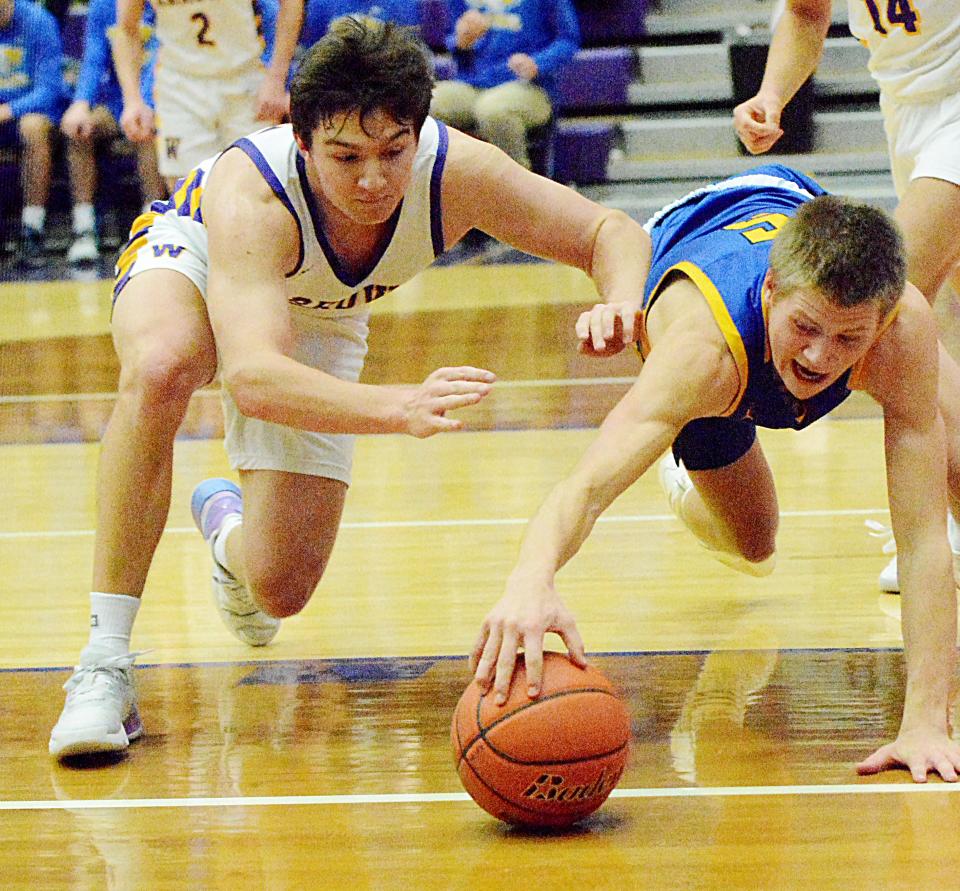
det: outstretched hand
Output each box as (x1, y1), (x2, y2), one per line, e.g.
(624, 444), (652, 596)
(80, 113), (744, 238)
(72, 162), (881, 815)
(732, 94), (784, 155)
(402, 366), (495, 438)
(857, 728), (960, 783)
(470, 575), (587, 705)
(576, 301), (641, 358)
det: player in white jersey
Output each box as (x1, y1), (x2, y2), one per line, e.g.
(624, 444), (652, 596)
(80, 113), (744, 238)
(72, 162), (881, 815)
(732, 0), (960, 593)
(112, 0), (305, 185)
(49, 18), (650, 760)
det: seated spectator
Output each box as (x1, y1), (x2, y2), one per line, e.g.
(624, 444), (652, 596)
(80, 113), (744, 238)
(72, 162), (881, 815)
(300, 0), (420, 50)
(0, 0), (63, 267)
(430, 0), (579, 170)
(60, 0), (164, 265)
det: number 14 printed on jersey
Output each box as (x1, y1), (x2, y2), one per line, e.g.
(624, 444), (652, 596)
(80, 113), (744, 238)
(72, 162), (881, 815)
(862, 0), (921, 35)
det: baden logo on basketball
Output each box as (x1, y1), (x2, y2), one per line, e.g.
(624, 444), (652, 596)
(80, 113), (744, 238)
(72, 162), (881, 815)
(522, 769), (617, 802)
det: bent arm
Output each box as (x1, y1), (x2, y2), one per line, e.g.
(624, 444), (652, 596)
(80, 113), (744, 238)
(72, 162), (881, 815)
(757, 0), (832, 111)
(442, 130), (651, 305)
(204, 152), (409, 433)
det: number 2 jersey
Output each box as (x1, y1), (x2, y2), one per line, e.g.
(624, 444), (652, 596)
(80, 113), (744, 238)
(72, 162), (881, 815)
(640, 164), (875, 431)
(846, 0), (960, 103)
(148, 0), (276, 79)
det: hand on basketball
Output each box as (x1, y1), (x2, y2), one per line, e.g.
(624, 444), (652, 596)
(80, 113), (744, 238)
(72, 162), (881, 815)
(470, 575), (587, 705)
(732, 94), (784, 155)
(856, 727), (960, 783)
(120, 100), (155, 143)
(576, 301), (641, 357)
(401, 366), (496, 438)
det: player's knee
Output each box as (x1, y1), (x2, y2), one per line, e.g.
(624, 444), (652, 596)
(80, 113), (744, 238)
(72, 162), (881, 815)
(735, 534), (777, 566)
(247, 561), (327, 618)
(119, 344), (212, 409)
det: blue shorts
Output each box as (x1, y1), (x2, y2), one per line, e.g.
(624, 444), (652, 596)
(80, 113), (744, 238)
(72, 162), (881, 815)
(672, 416), (757, 471)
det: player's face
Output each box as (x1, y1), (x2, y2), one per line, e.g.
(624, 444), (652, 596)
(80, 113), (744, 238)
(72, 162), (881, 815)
(766, 277), (882, 400)
(301, 108), (418, 225)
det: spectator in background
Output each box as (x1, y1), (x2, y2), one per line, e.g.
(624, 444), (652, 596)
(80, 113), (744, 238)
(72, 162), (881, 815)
(430, 0), (579, 170)
(60, 0), (165, 265)
(300, 0), (419, 50)
(0, 0), (63, 266)
(112, 0), (303, 190)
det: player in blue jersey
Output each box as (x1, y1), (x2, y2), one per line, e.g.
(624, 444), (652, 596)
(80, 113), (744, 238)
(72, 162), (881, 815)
(472, 165), (960, 784)
(0, 0), (63, 266)
(60, 0), (164, 264)
(49, 18), (649, 760)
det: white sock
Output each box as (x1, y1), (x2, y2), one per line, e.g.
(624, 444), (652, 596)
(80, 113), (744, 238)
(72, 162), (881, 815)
(21, 205), (45, 232)
(87, 592), (141, 656)
(72, 202), (95, 234)
(949, 512), (960, 554)
(212, 514), (243, 577)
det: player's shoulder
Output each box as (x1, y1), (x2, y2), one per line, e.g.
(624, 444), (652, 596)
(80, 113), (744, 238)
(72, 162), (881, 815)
(860, 284), (939, 405)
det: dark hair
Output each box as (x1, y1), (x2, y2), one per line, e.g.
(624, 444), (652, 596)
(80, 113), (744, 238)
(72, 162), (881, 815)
(290, 17), (434, 149)
(768, 195), (907, 315)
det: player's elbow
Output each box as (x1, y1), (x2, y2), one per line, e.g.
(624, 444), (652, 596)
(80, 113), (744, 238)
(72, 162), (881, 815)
(222, 363), (274, 420)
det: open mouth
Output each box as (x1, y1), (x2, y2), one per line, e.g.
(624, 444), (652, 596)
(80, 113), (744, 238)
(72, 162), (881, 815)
(792, 361), (827, 384)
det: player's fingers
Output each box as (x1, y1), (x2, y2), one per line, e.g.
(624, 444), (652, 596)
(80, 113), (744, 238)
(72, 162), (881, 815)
(434, 392), (487, 413)
(621, 305), (638, 345)
(590, 309), (607, 352)
(855, 749), (888, 775)
(559, 623), (588, 669)
(522, 631), (544, 698)
(469, 624), (490, 676)
(934, 757), (958, 783)
(910, 759), (930, 783)
(436, 366), (497, 383)
(473, 625), (501, 690)
(575, 310), (591, 343)
(493, 629), (520, 705)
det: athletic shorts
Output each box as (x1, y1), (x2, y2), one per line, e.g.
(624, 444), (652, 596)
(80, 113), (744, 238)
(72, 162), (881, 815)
(153, 65), (266, 179)
(881, 88), (960, 195)
(671, 416), (757, 472)
(113, 211), (368, 483)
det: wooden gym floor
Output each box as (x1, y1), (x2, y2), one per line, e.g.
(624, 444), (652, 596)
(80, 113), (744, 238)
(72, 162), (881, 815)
(3, 262), (960, 889)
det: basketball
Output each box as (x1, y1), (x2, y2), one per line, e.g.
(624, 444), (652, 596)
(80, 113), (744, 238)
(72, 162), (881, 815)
(451, 651), (631, 828)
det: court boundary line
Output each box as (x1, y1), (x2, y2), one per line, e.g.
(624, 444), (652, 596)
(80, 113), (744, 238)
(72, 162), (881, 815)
(4, 783), (958, 812)
(0, 506), (889, 540)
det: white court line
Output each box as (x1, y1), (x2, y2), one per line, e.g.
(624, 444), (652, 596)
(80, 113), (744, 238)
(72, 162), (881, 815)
(0, 508), (888, 541)
(0, 378), (636, 406)
(2, 782), (957, 812)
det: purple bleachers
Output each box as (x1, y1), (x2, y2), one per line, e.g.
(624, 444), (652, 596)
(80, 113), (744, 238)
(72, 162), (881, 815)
(573, 0), (648, 46)
(553, 121), (616, 184)
(557, 47), (635, 109)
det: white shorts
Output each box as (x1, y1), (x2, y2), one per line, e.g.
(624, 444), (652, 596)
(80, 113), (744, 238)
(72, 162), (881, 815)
(114, 212), (369, 484)
(153, 65), (267, 179)
(881, 89), (960, 196)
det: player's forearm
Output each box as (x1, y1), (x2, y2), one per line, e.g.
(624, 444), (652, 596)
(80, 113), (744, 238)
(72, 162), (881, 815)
(898, 540), (956, 731)
(267, 0), (303, 80)
(588, 210), (651, 305)
(111, 25), (145, 106)
(224, 353), (407, 434)
(757, 3), (831, 107)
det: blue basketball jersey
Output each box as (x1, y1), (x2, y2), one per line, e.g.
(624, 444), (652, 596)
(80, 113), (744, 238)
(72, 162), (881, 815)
(641, 164), (861, 431)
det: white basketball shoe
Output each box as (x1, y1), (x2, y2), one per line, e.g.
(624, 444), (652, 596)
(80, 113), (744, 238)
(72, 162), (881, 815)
(49, 647), (143, 759)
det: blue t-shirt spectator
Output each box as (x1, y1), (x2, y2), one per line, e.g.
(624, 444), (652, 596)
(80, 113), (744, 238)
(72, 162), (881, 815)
(0, 0), (63, 118)
(445, 0), (578, 103)
(69, 0), (157, 118)
(300, 0), (419, 50)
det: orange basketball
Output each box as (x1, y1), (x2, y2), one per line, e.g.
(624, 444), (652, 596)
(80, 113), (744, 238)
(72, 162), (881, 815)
(451, 651), (631, 828)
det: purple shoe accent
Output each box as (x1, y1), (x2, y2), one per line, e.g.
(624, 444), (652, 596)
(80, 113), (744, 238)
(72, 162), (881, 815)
(191, 478), (242, 542)
(124, 709), (143, 741)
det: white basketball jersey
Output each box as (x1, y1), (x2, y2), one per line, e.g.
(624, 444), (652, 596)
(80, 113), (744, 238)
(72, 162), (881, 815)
(149, 0), (269, 78)
(163, 118), (448, 325)
(846, 0), (960, 102)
